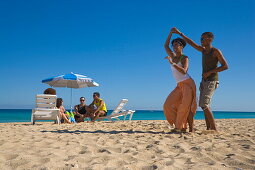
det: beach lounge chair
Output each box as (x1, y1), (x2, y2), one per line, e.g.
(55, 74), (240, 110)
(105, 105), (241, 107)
(31, 94), (60, 124)
(97, 99), (135, 121)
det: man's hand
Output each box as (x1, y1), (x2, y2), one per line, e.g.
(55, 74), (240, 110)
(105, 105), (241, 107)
(171, 27), (181, 35)
(203, 71), (212, 79)
(92, 112), (96, 117)
(171, 27), (204, 52)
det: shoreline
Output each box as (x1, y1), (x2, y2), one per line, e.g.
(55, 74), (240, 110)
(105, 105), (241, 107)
(0, 118), (255, 124)
(1, 108), (255, 112)
(1, 110), (255, 123)
(0, 118), (254, 124)
(0, 119), (254, 169)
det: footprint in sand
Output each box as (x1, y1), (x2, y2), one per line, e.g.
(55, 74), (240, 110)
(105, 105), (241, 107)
(98, 148), (111, 154)
(40, 158), (51, 164)
(0, 140), (6, 146)
(108, 147), (122, 153)
(64, 155), (76, 161)
(201, 130), (218, 135)
(141, 164), (158, 170)
(104, 167), (116, 170)
(8, 158), (30, 169)
(185, 158), (196, 165)
(79, 146), (88, 154)
(190, 146), (201, 151)
(225, 153), (235, 158)
(163, 156), (175, 166)
(241, 144), (250, 149)
(146, 144), (154, 149)
(154, 141), (160, 145)
(122, 149), (134, 154)
(224, 158), (255, 169)
(172, 145), (185, 153)
(132, 151), (139, 155)
(3, 154), (19, 160)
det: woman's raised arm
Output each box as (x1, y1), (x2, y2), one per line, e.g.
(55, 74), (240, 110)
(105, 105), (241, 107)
(164, 31), (176, 58)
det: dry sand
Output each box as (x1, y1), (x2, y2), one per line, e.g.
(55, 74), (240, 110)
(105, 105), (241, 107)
(0, 119), (254, 170)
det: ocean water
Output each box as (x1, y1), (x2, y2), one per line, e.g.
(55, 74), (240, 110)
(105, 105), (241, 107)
(0, 109), (254, 123)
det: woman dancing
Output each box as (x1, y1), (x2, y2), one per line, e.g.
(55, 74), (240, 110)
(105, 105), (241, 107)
(163, 28), (197, 132)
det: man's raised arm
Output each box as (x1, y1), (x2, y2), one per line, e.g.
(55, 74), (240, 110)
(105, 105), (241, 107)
(171, 27), (204, 52)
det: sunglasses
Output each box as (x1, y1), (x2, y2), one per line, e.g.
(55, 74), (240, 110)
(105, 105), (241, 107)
(172, 42), (183, 47)
(201, 37), (211, 41)
(80, 100), (85, 101)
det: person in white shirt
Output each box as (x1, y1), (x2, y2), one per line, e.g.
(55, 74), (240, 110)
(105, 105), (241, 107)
(163, 28), (197, 132)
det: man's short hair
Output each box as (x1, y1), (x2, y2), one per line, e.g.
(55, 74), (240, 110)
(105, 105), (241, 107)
(93, 92), (100, 97)
(80, 97), (85, 100)
(202, 32), (214, 39)
(171, 38), (186, 47)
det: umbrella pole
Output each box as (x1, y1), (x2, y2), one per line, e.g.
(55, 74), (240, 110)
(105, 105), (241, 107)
(70, 88), (73, 112)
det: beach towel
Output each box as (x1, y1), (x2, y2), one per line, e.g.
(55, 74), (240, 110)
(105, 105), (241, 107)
(65, 111), (76, 123)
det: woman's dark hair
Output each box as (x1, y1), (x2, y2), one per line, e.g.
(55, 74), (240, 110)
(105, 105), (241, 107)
(56, 98), (63, 108)
(93, 92), (100, 97)
(202, 32), (214, 39)
(44, 88), (56, 95)
(171, 38), (186, 47)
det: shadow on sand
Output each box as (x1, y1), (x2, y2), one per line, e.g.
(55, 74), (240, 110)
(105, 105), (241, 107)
(40, 129), (184, 135)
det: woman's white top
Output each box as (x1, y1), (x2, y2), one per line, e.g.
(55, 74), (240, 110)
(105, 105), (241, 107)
(171, 61), (191, 83)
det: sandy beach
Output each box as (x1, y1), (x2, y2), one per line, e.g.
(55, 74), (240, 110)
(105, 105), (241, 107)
(0, 119), (254, 170)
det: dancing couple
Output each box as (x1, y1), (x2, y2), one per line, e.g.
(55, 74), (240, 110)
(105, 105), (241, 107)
(163, 27), (228, 132)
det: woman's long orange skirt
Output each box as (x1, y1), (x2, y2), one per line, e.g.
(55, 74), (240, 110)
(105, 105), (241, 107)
(163, 78), (197, 129)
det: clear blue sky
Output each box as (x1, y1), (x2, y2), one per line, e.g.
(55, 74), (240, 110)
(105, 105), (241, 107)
(0, 0), (254, 111)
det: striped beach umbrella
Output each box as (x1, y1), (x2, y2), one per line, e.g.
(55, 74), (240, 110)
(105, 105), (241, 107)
(42, 72), (99, 111)
(42, 72), (99, 88)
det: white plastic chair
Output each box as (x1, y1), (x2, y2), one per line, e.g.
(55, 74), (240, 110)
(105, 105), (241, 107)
(31, 94), (60, 124)
(97, 99), (135, 121)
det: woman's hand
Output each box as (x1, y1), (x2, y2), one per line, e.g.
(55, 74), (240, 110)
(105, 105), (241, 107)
(164, 56), (174, 64)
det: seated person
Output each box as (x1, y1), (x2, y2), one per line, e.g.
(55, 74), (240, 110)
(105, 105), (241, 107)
(43, 88), (57, 109)
(74, 97), (93, 122)
(56, 98), (71, 124)
(89, 92), (107, 122)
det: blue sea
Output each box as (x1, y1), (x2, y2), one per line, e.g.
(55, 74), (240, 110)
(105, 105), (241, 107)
(0, 109), (254, 123)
